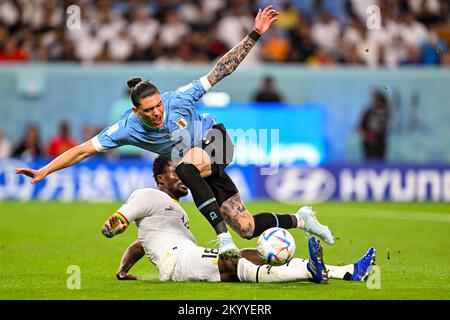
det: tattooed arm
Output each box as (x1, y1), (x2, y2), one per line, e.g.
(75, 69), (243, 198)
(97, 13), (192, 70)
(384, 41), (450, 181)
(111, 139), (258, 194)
(206, 5), (279, 86)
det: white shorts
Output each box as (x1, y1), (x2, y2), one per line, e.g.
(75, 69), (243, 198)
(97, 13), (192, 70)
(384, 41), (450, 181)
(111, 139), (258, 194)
(168, 245), (221, 282)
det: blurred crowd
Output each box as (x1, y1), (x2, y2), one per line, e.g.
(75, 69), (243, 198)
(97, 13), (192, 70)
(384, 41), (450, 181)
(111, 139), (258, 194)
(0, 121), (103, 160)
(0, 0), (449, 67)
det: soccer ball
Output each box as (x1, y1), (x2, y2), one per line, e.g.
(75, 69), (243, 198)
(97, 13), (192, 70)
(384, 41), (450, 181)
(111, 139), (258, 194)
(257, 227), (296, 266)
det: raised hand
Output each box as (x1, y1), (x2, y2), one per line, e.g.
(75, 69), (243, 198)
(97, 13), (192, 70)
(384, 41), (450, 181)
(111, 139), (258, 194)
(254, 5), (280, 35)
(15, 168), (46, 184)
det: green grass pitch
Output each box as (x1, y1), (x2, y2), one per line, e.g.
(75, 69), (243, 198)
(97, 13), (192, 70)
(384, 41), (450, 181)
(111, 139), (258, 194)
(0, 201), (449, 300)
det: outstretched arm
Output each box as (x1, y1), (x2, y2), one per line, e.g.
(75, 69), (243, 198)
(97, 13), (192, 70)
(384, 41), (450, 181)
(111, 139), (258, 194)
(116, 240), (145, 280)
(15, 140), (98, 184)
(206, 5), (279, 86)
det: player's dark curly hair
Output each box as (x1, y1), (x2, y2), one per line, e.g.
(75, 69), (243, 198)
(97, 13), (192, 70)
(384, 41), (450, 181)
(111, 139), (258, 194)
(152, 156), (172, 185)
(127, 77), (159, 107)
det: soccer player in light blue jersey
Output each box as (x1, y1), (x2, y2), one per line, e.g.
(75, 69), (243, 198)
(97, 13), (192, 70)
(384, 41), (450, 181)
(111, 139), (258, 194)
(16, 6), (335, 258)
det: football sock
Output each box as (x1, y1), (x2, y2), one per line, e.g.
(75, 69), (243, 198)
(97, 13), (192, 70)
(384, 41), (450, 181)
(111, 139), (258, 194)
(325, 264), (355, 280)
(251, 213), (296, 238)
(237, 258), (311, 283)
(176, 163), (227, 234)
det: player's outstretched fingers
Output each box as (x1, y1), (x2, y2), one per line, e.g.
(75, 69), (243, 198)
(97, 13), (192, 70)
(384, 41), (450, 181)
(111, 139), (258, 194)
(269, 9), (279, 17)
(262, 5), (273, 14)
(15, 168), (33, 177)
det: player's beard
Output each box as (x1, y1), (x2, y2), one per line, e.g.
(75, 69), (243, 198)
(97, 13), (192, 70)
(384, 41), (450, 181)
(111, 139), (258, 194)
(172, 183), (189, 199)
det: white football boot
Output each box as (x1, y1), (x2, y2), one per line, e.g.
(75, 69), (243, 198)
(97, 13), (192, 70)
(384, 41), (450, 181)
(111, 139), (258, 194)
(295, 206), (335, 245)
(216, 232), (240, 259)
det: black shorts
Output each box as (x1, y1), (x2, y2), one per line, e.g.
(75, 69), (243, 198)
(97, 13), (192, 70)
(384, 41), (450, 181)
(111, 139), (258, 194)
(197, 123), (238, 206)
(197, 123), (234, 171)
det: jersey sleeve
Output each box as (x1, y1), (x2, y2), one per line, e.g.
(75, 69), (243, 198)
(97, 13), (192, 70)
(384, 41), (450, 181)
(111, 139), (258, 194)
(91, 123), (127, 152)
(175, 76), (212, 105)
(115, 189), (157, 224)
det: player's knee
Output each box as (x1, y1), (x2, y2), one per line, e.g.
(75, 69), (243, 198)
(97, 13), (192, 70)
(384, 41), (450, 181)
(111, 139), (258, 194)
(235, 224), (254, 240)
(218, 259), (239, 282)
(176, 161), (211, 178)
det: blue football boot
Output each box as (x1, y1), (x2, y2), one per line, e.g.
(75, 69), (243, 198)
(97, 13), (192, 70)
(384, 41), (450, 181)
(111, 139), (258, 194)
(306, 237), (329, 284)
(350, 247), (376, 281)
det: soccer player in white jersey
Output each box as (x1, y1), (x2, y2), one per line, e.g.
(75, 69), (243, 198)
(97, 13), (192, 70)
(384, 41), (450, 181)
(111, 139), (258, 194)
(16, 5), (335, 259)
(102, 157), (375, 283)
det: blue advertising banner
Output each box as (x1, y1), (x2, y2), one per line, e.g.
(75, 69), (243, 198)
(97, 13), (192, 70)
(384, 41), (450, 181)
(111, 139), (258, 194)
(257, 164), (450, 202)
(1, 159), (449, 202)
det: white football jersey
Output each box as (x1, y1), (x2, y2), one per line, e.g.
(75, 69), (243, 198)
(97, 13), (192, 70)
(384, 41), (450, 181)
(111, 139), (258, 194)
(116, 188), (197, 271)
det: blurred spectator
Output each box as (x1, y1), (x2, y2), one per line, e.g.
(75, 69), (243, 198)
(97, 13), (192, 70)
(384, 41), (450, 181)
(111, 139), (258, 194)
(419, 32), (447, 64)
(12, 124), (43, 159)
(97, 8), (126, 43)
(205, 28), (229, 60)
(0, 39), (30, 62)
(82, 124), (100, 141)
(276, 2), (300, 31)
(47, 121), (78, 158)
(217, 1), (253, 50)
(253, 76), (283, 102)
(179, 0), (213, 32)
(0, 129), (12, 159)
(129, 7), (160, 51)
(311, 12), (341, 54)
(0, 0), (21, 32)
(306, 47), (334, 66)
(409, 0), (441, 26)
(358, 89), (390, 161)
(441, 51), (450, 66)
(288, 18), (317, 62)
(159, 10), (190, 48)
(399, 12), (429, 48)
(349, 0), (380, 22)
(75, 28), (104, 63)
(261, 27), (291, 62)
(108, 29), (133, 62)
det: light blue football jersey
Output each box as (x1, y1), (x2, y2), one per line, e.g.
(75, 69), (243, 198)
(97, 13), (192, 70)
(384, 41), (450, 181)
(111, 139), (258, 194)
(92, 76), (216, 159)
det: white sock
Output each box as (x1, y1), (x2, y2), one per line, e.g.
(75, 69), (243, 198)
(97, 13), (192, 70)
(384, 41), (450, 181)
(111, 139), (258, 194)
(294, 215), (306, 229)
(325, 264), (354, 279)
(237, 258), (312, 283)
(217, 231), (231, 239)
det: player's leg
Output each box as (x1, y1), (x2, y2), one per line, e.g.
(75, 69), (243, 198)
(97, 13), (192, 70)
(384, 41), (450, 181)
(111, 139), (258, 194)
(218, 247), (267, 282)
(175, 147), (238, 258)
(204, 171), (295, 239)
(221, 242), (375, 283)
(217, 176), (334, 244)
(205, 123), (334, 244)
(234, 238), (329, 283)
(219, 192), (296, 239)
(326, 247), (376, 281)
